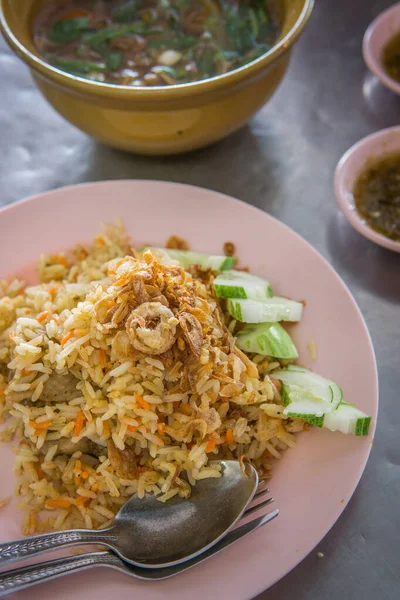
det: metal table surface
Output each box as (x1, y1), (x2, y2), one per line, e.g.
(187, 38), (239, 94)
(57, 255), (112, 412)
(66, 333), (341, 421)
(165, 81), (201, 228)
(0, 0), (399, 598)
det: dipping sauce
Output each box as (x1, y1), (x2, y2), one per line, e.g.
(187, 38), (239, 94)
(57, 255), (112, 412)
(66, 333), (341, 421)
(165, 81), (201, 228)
(33, 0), (280, 86)
(382, 31), (400, 83)
(354, 154), (400, 242)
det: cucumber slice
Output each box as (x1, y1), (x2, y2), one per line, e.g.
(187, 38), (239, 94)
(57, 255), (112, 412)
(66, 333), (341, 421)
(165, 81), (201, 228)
(236, 323), (298, 359)
(227, 297), (303, 323)
(144, 248), (236, 271)
(283, 386), (331, 416)
(323, 404), (372, 436)
(286, 412), (325, 427)
(277, 368), (371, 436)
(273, 367), (343, 408)
(213, 270), (273, 300)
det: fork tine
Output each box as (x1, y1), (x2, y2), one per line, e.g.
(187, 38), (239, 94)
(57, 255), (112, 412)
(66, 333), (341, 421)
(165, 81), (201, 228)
(252, 488), (270, 501)
(242, 497), (275, 519)
(135, 508), (281, 580)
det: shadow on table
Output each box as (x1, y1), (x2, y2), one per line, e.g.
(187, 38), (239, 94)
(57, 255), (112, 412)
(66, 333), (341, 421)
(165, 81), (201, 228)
(362, 72), (400, 130)
(82, 124), (281, 214)
(327, 212), (400, 305)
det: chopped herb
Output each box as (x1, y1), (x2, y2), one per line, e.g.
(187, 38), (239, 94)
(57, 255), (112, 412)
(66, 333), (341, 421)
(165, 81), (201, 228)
(34, 0), (279, 86)
(112, 0), (141, 23)
(106, 50), (122, 71)
(47, 17), (91, 44)
(50, 57), (105, 74)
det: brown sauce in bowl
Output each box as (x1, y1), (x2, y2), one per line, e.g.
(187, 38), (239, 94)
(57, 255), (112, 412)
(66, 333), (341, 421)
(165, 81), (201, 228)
(354, 153), (400, 242)
(382, 31), (400, 83)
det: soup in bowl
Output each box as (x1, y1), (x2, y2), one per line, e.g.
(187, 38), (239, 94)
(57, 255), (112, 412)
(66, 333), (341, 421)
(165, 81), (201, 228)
(0, 0), (313, 154)
(33, 0), (281, 86)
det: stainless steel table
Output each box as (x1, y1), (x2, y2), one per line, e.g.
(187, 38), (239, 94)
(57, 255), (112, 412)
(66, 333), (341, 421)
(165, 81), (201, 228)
(0, 0), (399, 598)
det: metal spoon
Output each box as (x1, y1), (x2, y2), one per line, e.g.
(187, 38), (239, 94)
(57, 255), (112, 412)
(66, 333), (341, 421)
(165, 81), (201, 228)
(0, 460), (258, 569)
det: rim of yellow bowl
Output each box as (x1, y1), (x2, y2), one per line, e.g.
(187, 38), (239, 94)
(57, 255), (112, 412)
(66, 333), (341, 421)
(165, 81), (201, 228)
(0, 0), (314, 101)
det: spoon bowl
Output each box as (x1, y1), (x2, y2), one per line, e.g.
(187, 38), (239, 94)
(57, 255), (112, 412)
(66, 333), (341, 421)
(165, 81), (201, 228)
(112, 460), (258, 566)
(0, 460), (258, 570)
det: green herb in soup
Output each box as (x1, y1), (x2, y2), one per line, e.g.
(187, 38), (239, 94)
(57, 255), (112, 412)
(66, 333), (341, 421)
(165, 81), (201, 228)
(33, 0), (280, 86)
(354, 154), (400, 242)
(382, 31), (400, 83)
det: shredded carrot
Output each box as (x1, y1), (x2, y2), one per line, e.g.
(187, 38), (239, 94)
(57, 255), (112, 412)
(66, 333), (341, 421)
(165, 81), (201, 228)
(75, 496), (89, 506)
(91, 484), (99, 492)
(270, 377), (282, 392)
(37, 311), (49, 323)
(29, 420), (51, 430)
(46, 498), (72, 509)
(180, 403), (191, 415)
(8, 331), (15, 342)
(58, 255), (68, 267)
(48, 286), (57, 295)
(127, 424), (138, 433)
(81, 471), (89, 480)
(226, 429), (234, 444)
(61, 331), (74, 346)
(136, 395), (150, 411)
(206, 439), (217, 453)
(157, 423), (165, 434)
(99, 348), (107, 368)
(22, 369), (30, 376)
(24, 308), (31, 315)
(95, 235), (106, 246)
(36, 465), (44, 479)
(74, 411), (86, 438)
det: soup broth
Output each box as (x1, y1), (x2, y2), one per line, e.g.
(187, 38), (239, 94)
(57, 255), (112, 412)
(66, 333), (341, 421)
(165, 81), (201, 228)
(33, 0), (281, 86)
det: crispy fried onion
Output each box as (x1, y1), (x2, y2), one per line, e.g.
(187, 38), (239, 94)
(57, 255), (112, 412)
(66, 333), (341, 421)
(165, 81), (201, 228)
(234, 346), (259, 378)
(125, 301), (178, 355)
(219, 382), (245, 397)
(166, 406), (221, 442)
(239, 454), (250, 478)
(178, 312), (203, 358)
(111, 330), (144, 362)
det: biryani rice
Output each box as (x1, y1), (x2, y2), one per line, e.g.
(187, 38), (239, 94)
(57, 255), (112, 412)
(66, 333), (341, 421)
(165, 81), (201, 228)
(0, 222), (306, 534)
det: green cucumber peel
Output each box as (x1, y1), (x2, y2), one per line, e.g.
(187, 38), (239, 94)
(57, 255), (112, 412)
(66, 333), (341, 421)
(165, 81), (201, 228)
(213, 270), (273, 301)
(236, 322), (298, 359)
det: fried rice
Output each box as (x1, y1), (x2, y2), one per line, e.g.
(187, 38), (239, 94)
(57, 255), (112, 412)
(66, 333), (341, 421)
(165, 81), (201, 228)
(0, 222), (306, 535)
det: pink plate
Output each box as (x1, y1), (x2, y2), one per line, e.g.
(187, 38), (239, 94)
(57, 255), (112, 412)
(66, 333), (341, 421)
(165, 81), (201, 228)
(0, 181), (378, 600)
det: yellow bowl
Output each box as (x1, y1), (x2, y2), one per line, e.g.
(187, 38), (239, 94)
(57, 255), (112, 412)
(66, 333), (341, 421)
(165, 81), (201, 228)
(0, 0), (313, 155)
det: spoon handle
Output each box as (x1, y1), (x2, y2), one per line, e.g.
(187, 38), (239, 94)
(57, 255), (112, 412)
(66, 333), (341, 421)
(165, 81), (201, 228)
(0, 528), (116, 567)
(0, 551), (120, 597)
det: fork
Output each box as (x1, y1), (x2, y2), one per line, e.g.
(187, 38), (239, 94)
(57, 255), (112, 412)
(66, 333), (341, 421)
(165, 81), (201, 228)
(0, 488), (278, 597)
